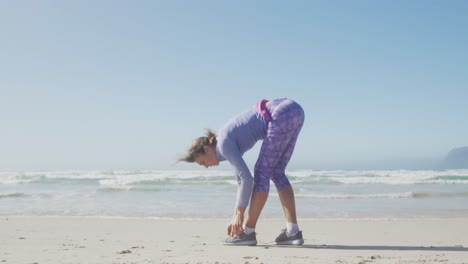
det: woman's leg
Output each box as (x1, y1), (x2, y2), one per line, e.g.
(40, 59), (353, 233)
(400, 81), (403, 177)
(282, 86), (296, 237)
(244, 131), (278, 229)
(271, 100), (304, 224)
(270, 111), (303, 234)
(272, 128), (301, 224)
(245, 99), (304, 229)
(245, 192), (268, 229)
(278, 186), (297, 223)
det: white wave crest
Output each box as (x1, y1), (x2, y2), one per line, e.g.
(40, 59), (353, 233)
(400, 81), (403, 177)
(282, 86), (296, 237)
(281, 192), (414, 199)
(2, 169), (468, 187)
(0, 192), (30, 199)
(287, 169), (468, 185)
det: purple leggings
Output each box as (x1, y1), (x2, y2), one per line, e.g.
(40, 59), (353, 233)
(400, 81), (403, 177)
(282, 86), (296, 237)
(253, 99), (305, 192)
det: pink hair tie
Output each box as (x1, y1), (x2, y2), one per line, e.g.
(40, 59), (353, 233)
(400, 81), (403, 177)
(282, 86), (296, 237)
(256, 99), (271, 122)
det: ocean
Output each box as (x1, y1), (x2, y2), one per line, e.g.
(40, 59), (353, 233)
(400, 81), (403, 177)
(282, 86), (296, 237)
(1, 170), (468, 219)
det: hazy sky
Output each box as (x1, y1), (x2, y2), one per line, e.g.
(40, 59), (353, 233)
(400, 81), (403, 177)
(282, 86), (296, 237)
(1, 1), (467, 171)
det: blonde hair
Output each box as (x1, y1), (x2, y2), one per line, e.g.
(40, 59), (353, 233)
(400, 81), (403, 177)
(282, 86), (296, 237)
(178, 129), (217, 163)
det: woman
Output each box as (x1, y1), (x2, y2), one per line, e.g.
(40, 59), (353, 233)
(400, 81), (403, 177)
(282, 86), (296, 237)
(179, 98), (305, 246)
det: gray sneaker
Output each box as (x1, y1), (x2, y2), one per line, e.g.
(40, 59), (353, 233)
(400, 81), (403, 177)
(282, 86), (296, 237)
(275, 229), (304, 245)
(224, 232), (257, 246)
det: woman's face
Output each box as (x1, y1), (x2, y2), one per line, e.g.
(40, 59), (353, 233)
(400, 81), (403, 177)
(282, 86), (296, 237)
(194, 145), (219, 168)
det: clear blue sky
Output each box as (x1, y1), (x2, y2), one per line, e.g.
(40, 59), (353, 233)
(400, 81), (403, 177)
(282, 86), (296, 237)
(1, 1), (467, 171)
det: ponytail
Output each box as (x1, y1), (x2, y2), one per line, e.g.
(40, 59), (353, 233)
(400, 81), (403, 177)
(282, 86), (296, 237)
(178, 129), (217, 163)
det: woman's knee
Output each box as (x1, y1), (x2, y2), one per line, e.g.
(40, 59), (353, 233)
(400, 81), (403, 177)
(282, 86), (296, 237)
(271, 174), (291, 191)
(253, 178), (270, 193)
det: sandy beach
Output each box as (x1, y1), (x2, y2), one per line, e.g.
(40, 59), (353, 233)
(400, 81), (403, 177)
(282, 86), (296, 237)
(1, 216), (467, 264)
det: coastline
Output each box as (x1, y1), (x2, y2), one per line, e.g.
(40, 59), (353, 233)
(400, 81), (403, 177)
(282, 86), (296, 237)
(1, 216), (467, 264)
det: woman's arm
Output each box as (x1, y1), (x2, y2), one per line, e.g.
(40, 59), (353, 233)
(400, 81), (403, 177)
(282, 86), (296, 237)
(220, 140), (254, 236)
(227, 206), (246, 236)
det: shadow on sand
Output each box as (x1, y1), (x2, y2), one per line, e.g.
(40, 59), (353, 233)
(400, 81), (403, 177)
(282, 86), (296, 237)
(258, 244), (467, 252)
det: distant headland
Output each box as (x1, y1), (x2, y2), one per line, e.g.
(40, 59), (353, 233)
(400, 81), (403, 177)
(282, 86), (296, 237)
(440, 146), (468, 169)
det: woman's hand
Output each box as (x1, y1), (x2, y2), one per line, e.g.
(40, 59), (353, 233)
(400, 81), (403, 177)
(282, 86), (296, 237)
(227, 207), (245, 236)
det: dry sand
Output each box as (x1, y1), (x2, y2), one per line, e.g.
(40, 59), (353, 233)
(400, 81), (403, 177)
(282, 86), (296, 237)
(1, 216), (467, 264)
